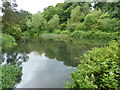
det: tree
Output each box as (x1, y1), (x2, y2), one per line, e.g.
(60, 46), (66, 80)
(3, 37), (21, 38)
(94, 2), (120, 19)
(47, 14), (60, 32)
(70, 6), (81, 23)
(2, 0), (22, 40)
(43, 6), (56, 21)
(84, 10), (102, 30)
(16, 10), (32, 32)
(98, 18), (120, 32)
(2, 0), (18, 24)
(66, 6), (82, 32)
(27, 12), (47, 34)
(0, 16), (2, 33)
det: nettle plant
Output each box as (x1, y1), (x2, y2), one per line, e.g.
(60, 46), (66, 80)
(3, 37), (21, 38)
(66, 40), (120, 88)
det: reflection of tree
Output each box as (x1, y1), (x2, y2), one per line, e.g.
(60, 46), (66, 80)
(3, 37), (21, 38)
(2, 38), (107, 67)
(37, 38), (107, 66)
(2, 52), (29, 66)
(27, 38), (105, 67)
(2, 43), (30, 66)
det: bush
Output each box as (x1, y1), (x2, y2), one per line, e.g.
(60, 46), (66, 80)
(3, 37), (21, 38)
(71, 30), (86, 38)
(76, 23), (86, 31)
(2, 24), (22, 40)
(98, 18), (120, 32)
(52, 30), (61, 34)
(1, 34), (17, 49)
(71, 30), (119, 40)
(59, 23), (66, 30)
(1, 64), (22, 88)
(66, 23), (78, 32)
(22, 31), (30, 36)
(66, 40), (120, 88)
(60, 30), (70, 35)
(41, 31), (48, 34)
(84, 10), (102, 30)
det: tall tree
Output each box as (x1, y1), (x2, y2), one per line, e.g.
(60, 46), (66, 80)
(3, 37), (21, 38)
(84, 10), (102, 30)
(94, 2), (120, 19)
(27, 12), (46, 34)
(43, 6), (56, 21)
(15, 9), (32, 32)
(2, 0), (22, 40)
(66, 6), (82, 32)
(47, 14), (60, 32)
(2, 0), (17, 24)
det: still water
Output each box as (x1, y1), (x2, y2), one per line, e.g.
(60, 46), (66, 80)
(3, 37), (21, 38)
(2, 37), (107, 88)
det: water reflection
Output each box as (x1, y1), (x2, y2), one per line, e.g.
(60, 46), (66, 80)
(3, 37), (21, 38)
(2, 37), (107, 88)
(2, 38), (107, 67)
(1, 52), (29, 66)
(16, 52), (76, 88)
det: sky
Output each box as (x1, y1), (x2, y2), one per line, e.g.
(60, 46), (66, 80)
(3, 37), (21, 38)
(0, 0), (64, 16)
(16, 0), (64, 13)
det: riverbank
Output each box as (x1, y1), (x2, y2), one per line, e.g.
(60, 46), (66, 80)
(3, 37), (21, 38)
(31, 30), (119, 41)
(1, 36), (109, 88)
(66, 40), (120, 88)
(71, 30), (119, 41)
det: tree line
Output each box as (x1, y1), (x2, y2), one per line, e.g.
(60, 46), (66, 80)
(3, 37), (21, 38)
(1, 0), (120, 45)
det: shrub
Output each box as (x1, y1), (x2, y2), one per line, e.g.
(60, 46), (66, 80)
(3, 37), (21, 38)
(1, 34), (17, 49)
(52, 30), (61, 34)
(59, 23), (66, 30)
(41, 31), (48, 34)
(76, 23), (86, 31)
(71, 30), (119, 40)
(98, 18), (120, 32)
(60, 30), (70, 35)
(1, 64), (22, 88)
(22, 31), (30, 36)
(66, 23), (78, 32)
(84, 10), (102, 30)
(2, 24), (22, 40)
(66, 40), (120, 88)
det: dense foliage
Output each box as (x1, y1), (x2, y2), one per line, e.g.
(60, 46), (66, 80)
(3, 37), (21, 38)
(1, 34), (17, 49)
(71, 30), (119, 40)
(1, 1), (120, 39)
(2, 0), (31, 40)
(1, 0), (120, 89)
(66, 40), (120, 88)
(24, 2), (119, 39)
(1, 64), (22, 88)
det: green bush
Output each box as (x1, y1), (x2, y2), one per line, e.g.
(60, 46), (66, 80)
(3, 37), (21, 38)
(98, 18), (120, 32)
(52, 30), (61, 34)
(41, 31), (49, 34)
(1, 64), (22, 88)
(33, 33), (40, 37)
(66, 23), (78, 32)
(59, 23), (66, 30)
(1, 34), (17, 49)
(93, 31), (119, 40)
(60, 30), (70, 35)
(71, 30), (86, 38)
(66, 40), (120, 88)
(2, 24), (22, 40)
(71, 30), (118, 40)
(22, 31), (30, 36)
(76, 23), (86, 31)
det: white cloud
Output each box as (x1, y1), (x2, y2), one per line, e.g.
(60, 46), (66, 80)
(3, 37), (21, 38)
(16, 0), (64, 14)
(0, 0), (64, 16)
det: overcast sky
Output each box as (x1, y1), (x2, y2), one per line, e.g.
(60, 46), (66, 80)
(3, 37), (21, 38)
(16, 0), (64, 13)
(0, 0), (64, 16)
